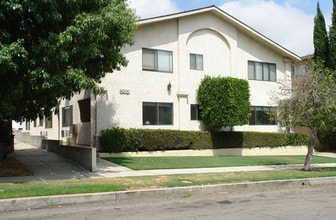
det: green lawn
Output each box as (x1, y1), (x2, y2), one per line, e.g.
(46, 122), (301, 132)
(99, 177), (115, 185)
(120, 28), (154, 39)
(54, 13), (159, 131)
(103, 155), (336, 170)
(1, 167), (336, 199)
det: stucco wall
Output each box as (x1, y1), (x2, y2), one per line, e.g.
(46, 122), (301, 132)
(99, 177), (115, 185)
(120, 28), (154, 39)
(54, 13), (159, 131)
(96, 12), (291, 133)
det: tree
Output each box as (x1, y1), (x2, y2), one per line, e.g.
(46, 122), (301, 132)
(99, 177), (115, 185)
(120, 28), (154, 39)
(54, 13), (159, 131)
(0, 0), (137, 121)
(276, 62), (336, 171)
(197, 76), (250, 129)
(313, 2), (329, 66)
(311, 0), (336, 153)
(329, 0), (336, 70)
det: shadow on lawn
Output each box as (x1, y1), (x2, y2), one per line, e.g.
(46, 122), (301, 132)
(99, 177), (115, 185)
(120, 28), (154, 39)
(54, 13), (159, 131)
(104, 157), (134, 166)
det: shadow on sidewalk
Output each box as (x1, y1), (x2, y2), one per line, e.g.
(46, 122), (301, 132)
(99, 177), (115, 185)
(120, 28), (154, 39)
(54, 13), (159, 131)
(0, 141), (92, 183)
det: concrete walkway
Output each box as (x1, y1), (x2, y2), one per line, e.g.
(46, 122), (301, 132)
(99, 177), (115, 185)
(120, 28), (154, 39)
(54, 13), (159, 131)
(1, 140), (336, 183)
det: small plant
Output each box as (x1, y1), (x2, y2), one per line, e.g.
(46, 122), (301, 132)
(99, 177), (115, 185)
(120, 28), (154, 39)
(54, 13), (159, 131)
(183, 191), (193, 198)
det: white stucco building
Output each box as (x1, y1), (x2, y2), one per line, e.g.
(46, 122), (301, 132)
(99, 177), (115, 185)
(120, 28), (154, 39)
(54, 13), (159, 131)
(23, 6), (300, 147)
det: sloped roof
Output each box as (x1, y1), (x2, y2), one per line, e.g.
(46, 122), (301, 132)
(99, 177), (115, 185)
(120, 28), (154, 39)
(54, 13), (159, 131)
(139, 5), (301, 61)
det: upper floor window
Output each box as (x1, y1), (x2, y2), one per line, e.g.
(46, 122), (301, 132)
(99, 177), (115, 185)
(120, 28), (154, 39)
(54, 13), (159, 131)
(248, 61), (276, 81)
(78, 98), (91, 123)
(190, 53), (203, 70)
(143, 102), (173, 125)
(38, 114), (44, 127)
(34, 112), (43, 127)
(45, 116), (52, 129)
(142, 48), (173, 73)
(249, 106), (276, 125)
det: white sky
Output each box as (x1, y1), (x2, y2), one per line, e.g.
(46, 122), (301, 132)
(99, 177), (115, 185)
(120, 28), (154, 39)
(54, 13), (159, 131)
(128, 0), (333, 57)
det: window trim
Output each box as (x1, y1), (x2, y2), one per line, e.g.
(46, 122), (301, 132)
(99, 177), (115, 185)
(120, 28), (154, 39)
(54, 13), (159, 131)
(142, 48), (173, 73)
(248, 61), (276, 82)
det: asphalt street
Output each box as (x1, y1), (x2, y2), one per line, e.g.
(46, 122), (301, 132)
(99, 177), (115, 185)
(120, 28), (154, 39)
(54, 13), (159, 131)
(2, 184), (336, 220)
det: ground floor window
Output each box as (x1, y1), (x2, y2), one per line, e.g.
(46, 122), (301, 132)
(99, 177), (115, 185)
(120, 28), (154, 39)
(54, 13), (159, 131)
(190, 104), (202, 120)
(143, 102), (173, 125)
(25, 121), (30, 130)
(249, 106), (276, 125)
(62, 105), (73, 127)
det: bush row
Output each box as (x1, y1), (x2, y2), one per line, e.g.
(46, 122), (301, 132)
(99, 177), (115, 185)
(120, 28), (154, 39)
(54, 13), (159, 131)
(99, 128), (309, 153)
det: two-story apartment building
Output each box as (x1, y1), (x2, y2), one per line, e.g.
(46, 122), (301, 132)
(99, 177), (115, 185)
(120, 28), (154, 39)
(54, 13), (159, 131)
(23, 6), (301, 147)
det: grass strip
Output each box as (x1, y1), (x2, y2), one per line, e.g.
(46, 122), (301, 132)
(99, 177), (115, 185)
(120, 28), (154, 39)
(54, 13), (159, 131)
(104, 156), (336, 170)
(1, 167), (336, 199)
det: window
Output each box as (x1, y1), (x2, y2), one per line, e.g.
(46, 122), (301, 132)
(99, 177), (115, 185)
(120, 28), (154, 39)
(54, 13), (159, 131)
(248, 61), (276, 81)
(62, 105), (73, 127)
(191, 104), (202, 120)
(249, 106), (276, 125)
(25, 121), (30, 130)
(45, 116), (52, 129)
(190, 54), (203, 70)
(143, 102), (173, 125)
(78, 98), (91, 122)
(142, 48), (173, 72)
(291, 65), (295, 77)
(38, 115), (44, 127)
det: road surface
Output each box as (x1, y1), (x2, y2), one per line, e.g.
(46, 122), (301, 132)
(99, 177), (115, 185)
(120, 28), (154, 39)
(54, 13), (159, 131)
(2, 185), (336, 219)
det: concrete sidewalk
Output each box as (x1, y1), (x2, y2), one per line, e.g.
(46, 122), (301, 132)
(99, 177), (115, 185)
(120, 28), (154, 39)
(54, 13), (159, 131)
(1, 140), (336, 183)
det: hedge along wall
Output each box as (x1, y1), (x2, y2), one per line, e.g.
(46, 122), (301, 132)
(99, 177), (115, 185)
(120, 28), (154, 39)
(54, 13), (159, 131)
(99, 128), (309, 153)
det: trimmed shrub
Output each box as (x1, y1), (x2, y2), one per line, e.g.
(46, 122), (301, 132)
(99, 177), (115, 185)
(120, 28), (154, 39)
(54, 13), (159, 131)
(99, 128), (309, 153)
(197, 76), (250, 128)
(99, 128), (136, 153)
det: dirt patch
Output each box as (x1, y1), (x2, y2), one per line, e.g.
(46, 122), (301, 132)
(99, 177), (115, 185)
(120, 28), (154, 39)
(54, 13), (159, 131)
(0, 157), (32, 177)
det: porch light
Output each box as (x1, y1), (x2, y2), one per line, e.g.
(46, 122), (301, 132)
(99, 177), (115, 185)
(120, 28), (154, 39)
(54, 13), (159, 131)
(167, 82), (172, 91)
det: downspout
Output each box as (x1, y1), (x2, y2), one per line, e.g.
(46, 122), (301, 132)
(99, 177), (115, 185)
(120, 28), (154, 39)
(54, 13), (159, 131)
(94, 93), (97, 148)
(177, 17), (181, 130)
(57, 100), (60, 142)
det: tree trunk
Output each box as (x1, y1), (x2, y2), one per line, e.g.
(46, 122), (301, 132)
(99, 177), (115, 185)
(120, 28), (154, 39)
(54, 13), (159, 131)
(304, 127), (317, 171)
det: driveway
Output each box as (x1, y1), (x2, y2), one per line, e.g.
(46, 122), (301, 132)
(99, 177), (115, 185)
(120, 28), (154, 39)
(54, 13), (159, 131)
(0, 140), (92, 182)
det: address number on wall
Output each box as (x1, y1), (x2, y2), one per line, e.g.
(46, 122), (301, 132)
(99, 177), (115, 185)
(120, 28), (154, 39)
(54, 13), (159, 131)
(120, 89), (130, 95)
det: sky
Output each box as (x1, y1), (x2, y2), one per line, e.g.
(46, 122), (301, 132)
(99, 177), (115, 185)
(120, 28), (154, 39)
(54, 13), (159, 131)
(128, 0), (333, 57)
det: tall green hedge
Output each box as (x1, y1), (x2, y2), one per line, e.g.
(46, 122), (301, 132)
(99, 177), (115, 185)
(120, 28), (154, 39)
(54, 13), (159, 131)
(197, 76), (250, 128)
(99, 128), (309, 153)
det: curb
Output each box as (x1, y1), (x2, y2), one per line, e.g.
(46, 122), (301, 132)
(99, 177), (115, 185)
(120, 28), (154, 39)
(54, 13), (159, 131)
(1, 176), (336, 212)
